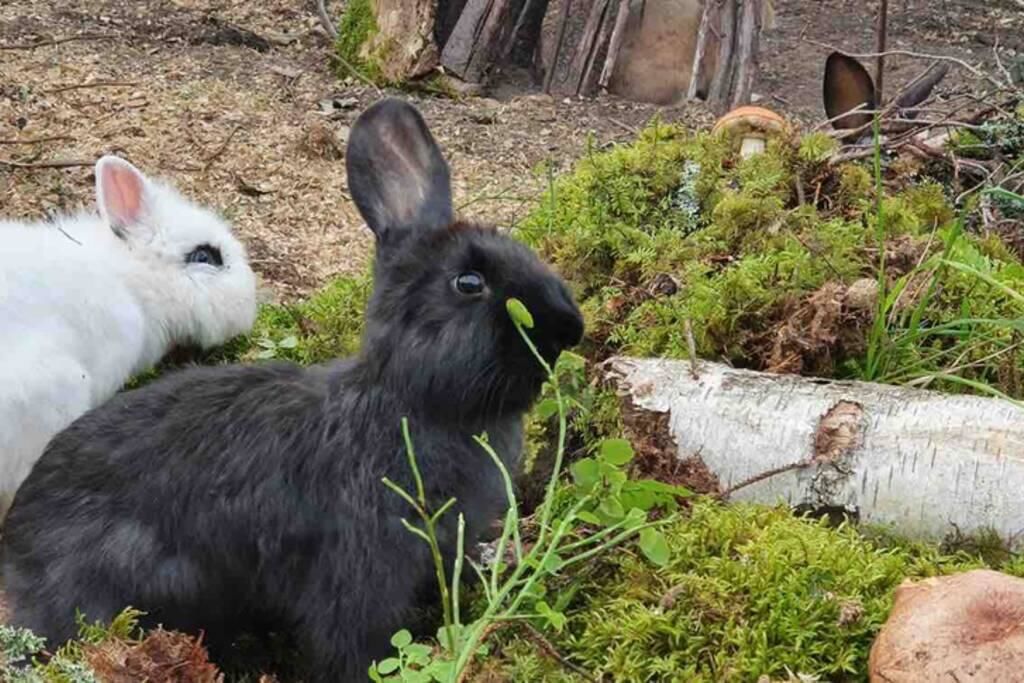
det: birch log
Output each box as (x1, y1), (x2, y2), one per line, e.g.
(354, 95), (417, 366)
(606, 357), (1024, 549)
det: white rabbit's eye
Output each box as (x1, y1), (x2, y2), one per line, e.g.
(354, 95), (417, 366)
(453, 271), (485, 296)
(185, 244), (223, 267)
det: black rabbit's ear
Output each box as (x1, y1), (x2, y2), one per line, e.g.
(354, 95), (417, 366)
(346, 98), (453, 245)
(824, 52), (876, 132)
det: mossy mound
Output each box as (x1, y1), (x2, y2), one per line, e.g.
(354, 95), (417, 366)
(519, 122), (1024, 399)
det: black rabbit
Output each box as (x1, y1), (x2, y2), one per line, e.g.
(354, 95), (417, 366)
(0, 98), (584, 682)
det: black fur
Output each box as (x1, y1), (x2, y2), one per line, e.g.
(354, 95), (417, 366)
(0, 98), (583, 682)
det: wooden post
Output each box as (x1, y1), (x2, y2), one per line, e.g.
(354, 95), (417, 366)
(686, 0), (718, 100)
(875, 0), (889, 104)
(598, 0), (631, 91)
(568, 0), (612, 95)
(543, 0), (574, 92)
(729, 0), (762, 109)
(441, 0), (517, 83)
(706, 0), (737, 110)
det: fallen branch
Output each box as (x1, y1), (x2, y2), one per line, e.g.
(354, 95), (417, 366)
(315, 0), (339, 39)
(44, 80), (140, 95)
(802, 38), (1006, 89)
(607, 357), (1024, 549)
(686, 0), (716, 101)
(0, 33), (116, 50)
(0, 135), (74, 145)
(202, 124), (244, 171)
(597, 0), (630, 91)
(543, 0), (574, 92)
(0, 158), (93, 169)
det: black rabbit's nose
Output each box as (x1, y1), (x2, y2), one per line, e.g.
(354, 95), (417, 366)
(547, 291), (585, 351)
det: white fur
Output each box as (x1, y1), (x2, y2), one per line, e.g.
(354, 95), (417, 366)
(0, 157), (257, 515)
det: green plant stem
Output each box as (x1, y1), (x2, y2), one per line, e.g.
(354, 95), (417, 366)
(452, 513), (466, 632)
(399, 418), (457, 653)
(511, 324), (567, 555)
(474, 436), (524, 595)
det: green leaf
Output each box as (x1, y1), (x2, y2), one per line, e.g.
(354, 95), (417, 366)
(405, 643), (433, 663)
(536, 600), (567, 631)
(254, 348), (277, 359)
(639, 528), (671, 567)
(278, 335), (299, 349)
(599, 438), (634, 465)
(558, 350), (587, 369)
(576, 510), (602, 525)
(369, 664), (385, 682)
(391, 629), (413, 649)
(570, 458), (601, 490)
(506, 297), (535, 329)
(619, 488), (656, 512)
(427, 661), (454, 681)
(436, 624), (461, 649)
(541, 551), (564, 572)
(377, 658), (401, 675)
(605, 470), (628, 489)
(599, 496), (625, 520)
(535, 398), (560, 420)
(402, 670), (432, 683)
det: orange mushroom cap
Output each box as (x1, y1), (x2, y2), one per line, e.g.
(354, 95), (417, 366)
(712, 106), (787, 137)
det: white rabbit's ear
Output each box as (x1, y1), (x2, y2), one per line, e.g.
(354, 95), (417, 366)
(345, 98), (453, 247)
(95, 156), (149, 233)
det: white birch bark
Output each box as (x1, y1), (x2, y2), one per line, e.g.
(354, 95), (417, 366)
(606, 357), (1024, 549)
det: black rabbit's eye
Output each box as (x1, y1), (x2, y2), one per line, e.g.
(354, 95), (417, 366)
(453, 271), (485, 296)
(185, 244), (223, 267)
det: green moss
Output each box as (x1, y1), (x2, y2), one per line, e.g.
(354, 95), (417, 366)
(518, 121), (1024, 397)
(335, 0), (383, 83)
(484, 502), (1015, 682)
(217, 273), (372, 365)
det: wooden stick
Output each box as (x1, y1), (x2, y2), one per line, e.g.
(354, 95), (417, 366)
(568, 0), (610, 95)
(44, 80), (139, 95)
(500, 0), (539, 63)
(543, 0), (574, 92)
(706, 0), (737, 111)
(315, 0), (339, 39)
(580, 0), (616, 94)
(598, 0), (631, 91)
(875, 0), (889, 104)
(802, 38), (1006, 89)
(0, 158), (93, 169)
(0, 135), (74, 145)
(0, 33), (114, 50)
(202, 124), (244, 172)
(729, 0), (762, 109)
(686, 0), (717, 100)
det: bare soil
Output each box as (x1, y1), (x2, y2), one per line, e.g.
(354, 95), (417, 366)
(2, 0), (1019, 300)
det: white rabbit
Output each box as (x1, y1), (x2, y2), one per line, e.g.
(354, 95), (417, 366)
(0, 156), (257, 516)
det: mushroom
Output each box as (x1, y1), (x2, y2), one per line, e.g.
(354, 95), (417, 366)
(712, 106), (787, 159)
(869, 569), (1024, 682)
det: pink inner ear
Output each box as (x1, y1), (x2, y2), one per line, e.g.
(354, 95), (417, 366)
(99, 161), (145, 227)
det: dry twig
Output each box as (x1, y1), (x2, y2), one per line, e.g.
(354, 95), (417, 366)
(0, 33), (116, 50)
(0, 135), (74, 145)
(315, 0), (339, 39)
(0, 158), (93, 169)
(202, 124), (244, 172)
(802, 39), (1006, 89)
(45, 81), (140, 95)
(716, 461), (809, 500)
